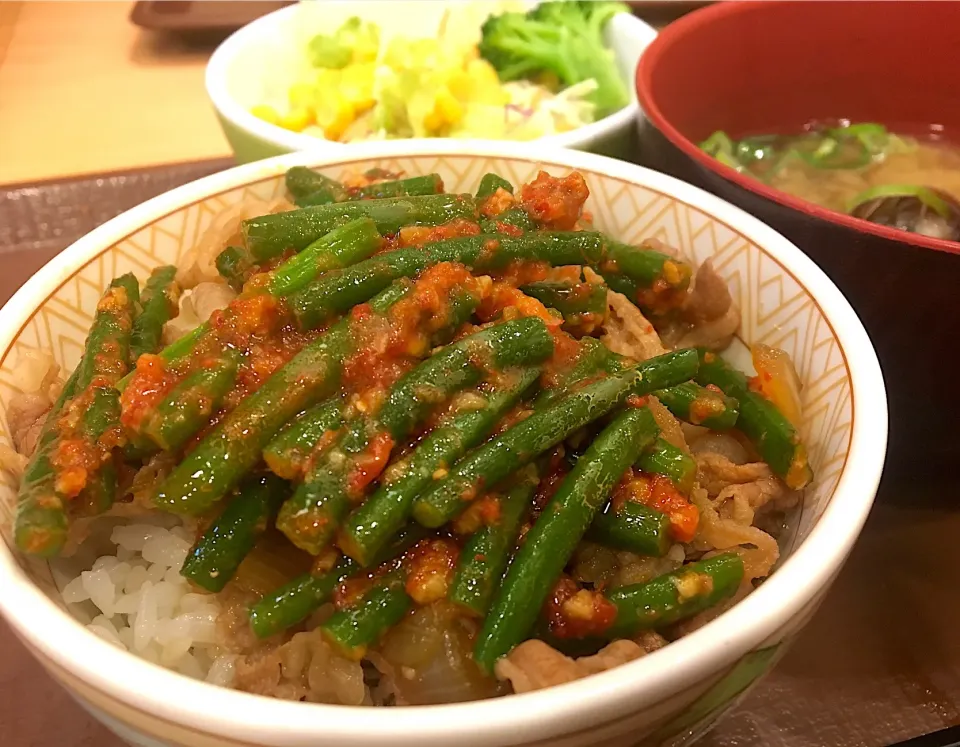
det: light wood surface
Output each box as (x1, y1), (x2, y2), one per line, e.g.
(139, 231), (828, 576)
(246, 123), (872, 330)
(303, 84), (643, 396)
(0, 1), (231, 185)
(0, 1), (685, 186)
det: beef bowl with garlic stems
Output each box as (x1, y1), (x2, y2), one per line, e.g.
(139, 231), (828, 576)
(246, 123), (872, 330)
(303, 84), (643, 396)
(0, 141), (884, 747)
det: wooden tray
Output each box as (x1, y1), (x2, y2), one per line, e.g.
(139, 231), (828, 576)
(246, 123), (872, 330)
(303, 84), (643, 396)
(128, 1), (706, 36)
(130, 1), (292, 34)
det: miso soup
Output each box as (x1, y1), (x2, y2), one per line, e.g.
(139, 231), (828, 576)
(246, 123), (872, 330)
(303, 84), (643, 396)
(701, 122), (960, 241)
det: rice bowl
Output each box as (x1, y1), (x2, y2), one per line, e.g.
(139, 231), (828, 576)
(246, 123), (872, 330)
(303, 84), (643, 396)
(0, 141), (885, 747)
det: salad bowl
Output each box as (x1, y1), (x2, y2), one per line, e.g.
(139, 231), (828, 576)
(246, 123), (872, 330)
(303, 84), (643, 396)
(205, 1), (657, 163)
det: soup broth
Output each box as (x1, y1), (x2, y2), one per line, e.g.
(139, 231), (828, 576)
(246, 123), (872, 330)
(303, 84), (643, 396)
(768, 138), (960, 215)
(701, 123), (960, 241)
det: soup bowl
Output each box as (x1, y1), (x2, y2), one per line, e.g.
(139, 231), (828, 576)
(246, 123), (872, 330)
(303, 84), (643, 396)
(0, 140), (884, 747)
(634, 0), (960, 478)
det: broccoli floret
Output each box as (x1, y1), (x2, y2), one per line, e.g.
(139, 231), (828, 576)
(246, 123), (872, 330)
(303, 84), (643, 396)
(479, 1), (630, 118)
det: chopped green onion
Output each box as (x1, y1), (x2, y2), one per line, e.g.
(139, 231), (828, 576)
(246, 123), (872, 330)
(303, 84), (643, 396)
(815, 137), (839, 159)
(699, 131), (745, 172)
(794, 136), (870, 170)
(736, 136), (778, 165)
(831, 122), (889, 155)
(847, 184), (952, 218)
(699, 130), (736, 155)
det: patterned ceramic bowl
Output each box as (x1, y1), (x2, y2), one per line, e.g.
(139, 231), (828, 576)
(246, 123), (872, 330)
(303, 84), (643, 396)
(0, 141), (886, 747)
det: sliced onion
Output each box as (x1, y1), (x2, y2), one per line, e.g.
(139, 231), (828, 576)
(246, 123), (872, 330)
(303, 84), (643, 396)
(231, 531), (313, 597)
(751, 343), (803, 428)
(376, 603), (504, 704)
(688, 432), (750, 465)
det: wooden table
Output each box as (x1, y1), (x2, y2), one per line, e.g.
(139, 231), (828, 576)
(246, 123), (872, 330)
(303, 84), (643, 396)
(0, 1), (231, 184)
(0, 0), (692, 185)
(3, 4), (959, 747)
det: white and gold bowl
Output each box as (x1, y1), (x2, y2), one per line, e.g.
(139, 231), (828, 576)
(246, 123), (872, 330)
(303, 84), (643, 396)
(0, 141), (885, 747)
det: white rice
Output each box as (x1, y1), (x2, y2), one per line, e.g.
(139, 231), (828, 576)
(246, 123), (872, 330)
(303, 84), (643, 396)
(58, 522), (237, 686)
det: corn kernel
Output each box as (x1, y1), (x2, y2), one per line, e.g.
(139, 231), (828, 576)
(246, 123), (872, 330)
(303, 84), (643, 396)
(352, 39), (379, 64)
(465, 60), (510, 105)
(423, 109), (444, 134)
(324, 108), (356, 142)
(447, 70), (473, 101)
(340, 63), (376, 103)
(434, 87), (463, 127)
(279, 107), (313, 132)
(467, 59), (502, 89)
(315, 91), (348, 125)
(314, 68), (341, 90)
(250, 104), (281, 125)
(382, 40), (405, 70)
(352, 98), (376, 116)
(288, 82), (316, 112)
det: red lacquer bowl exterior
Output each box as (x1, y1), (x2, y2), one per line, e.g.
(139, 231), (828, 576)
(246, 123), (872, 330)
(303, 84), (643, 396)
(634, 0), (960, 478)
